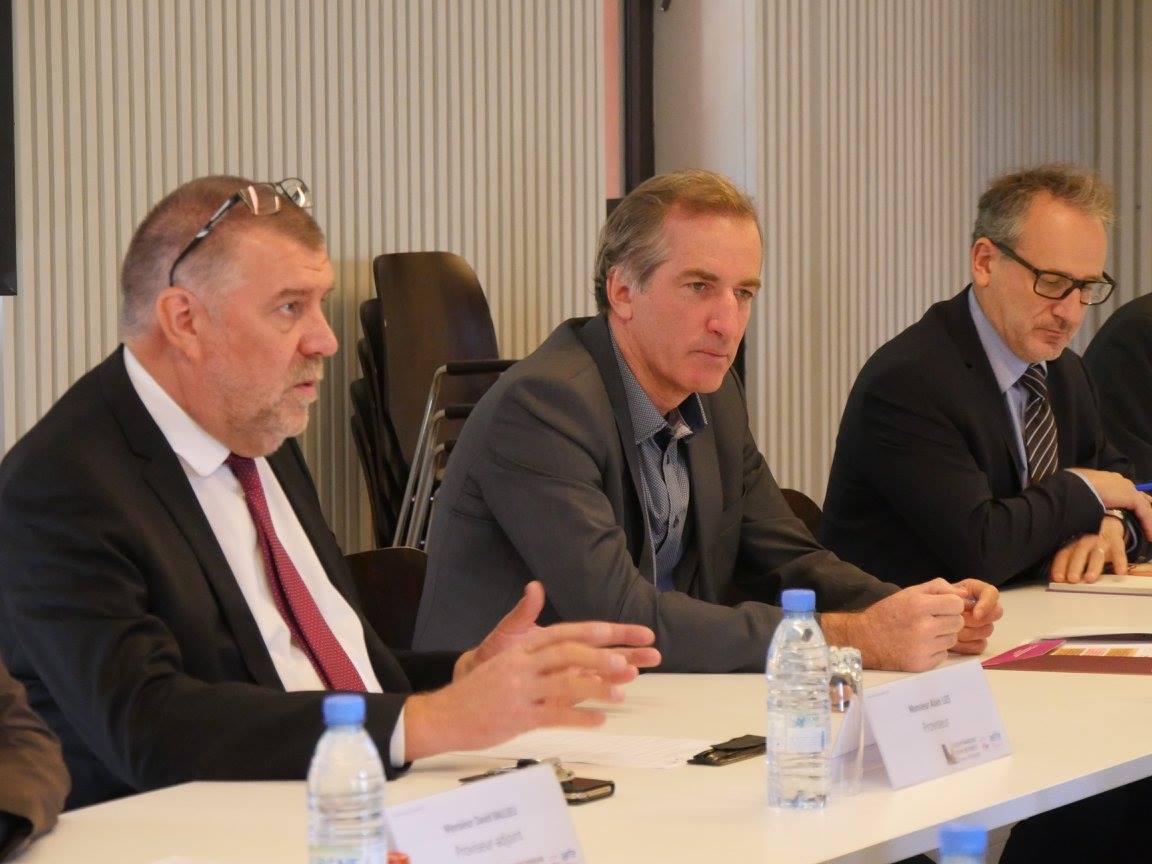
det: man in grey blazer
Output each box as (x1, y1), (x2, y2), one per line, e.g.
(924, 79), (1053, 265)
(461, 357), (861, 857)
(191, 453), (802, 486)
(415, 169), (1001, 672)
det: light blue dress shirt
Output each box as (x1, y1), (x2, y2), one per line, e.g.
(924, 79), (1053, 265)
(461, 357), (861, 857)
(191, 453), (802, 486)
(967, 289), (1102, 509)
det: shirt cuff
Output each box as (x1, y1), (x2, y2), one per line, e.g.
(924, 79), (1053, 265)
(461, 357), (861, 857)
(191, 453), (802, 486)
(1064, 469), (1106, 510)
(389, 705), (406, 768)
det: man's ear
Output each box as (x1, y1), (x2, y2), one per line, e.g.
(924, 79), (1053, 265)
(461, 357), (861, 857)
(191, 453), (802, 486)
(605, 266), (636, 322)
(153, 287), (206, 360)
(971, 237), (996, 288)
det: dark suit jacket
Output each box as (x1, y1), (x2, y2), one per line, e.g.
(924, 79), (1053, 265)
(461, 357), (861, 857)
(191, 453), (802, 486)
(413, 315), (896, 672)
(1084, 293), (1152, 480)
(0, 349), (456, 809)
(0, 657), (68, 859)
(820, 287), (1129, 587)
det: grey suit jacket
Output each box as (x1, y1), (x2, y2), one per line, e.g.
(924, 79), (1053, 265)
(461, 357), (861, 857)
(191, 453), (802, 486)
(414, 315), (897, 672)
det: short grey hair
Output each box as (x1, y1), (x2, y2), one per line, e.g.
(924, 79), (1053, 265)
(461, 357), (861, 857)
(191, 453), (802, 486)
(972, 163), (1114, 247)
(119, 175), (325, 340)
(593, 169), (759, 312)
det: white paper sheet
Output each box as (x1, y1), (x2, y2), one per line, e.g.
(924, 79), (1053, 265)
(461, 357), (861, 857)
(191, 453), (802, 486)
(457, 729), (714, 769)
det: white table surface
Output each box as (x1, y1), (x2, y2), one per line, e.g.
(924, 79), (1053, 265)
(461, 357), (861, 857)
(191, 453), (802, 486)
(17, 585), (1152, 863)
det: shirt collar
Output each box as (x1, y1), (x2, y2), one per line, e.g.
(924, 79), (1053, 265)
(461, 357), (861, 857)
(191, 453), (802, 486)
(967, 287), (1039, 394)
(609, 330), (709, 445)
(123, 346), (232, 477)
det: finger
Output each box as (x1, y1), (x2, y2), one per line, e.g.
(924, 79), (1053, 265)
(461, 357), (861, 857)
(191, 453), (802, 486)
(971, 584), (999, 620)
(1134, 495), (1152, 541)
(1083, 544), (1109, 584)
(958, 623), (995, 641)
(919, 578), (970, 599)
(534, 668), (624, 705)
(920, 593), (966, 616)
(1107, 532), (1129, 577)
(1064, 540), (1092, 584)
(529, 642), (635, 677)
(1050, 545), (1071, 583)
(521, 621), (656, 652)
(950, 638), (988, 655)
(920, 614), (964, 640)
(494, 581), (546, 634)
(615, 646), (662, 669)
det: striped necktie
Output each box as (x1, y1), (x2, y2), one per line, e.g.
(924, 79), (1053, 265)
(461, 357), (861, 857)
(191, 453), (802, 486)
(227, 454), (366, 692)
(1020, 364), (1059, 485)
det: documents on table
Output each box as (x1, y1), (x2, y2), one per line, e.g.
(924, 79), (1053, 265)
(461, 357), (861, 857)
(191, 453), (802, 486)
(458, 729), (713, 769)
(1047, 570), (1152, 596)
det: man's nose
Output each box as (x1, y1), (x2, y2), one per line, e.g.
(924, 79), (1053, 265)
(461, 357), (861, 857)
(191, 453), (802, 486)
(303, 307), (339, 358)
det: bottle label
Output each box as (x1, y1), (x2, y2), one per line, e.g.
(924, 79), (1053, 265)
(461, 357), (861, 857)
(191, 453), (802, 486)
(767, 712), (828, 754)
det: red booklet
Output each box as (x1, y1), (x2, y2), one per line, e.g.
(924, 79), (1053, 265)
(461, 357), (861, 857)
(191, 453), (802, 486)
(983, 634), (1152, 675)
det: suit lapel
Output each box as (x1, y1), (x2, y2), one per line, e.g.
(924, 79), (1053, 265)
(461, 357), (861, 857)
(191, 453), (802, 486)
(99, 349), (284, 689)
(577, 316), (655, 582)
(266, 442), (354, 602)
(1046, 354), (1079, 468)
(682, 414), (721, 595)
(941, 289), (1026, 488)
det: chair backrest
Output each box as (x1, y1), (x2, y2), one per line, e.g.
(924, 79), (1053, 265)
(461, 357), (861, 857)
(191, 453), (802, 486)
(781, 488), (823, 537)
(359, 297), (388, 413)
(345, 546), (427, 651)
(349, 408), (390, 547)
(372, 251), (502, 464)
(350, 377), (402, 545)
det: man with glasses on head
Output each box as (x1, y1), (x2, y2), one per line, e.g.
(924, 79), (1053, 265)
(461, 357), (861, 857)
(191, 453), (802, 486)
(821, 163), (1152, 595)
(0, 175), (659, 809)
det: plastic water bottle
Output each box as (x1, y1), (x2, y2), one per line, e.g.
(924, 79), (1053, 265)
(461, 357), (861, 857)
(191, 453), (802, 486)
(766, 588), (831, 809)
(939, 823), (988, 864)
(308, 694), (391, 864)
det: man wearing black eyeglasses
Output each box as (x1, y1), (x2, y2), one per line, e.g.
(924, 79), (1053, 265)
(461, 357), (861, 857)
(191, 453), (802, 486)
(0, 175), (659, 809)
(821, 163), (1152, 591)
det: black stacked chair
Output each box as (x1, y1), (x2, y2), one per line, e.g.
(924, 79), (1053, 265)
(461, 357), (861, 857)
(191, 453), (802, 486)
(349, 251), (515, 550)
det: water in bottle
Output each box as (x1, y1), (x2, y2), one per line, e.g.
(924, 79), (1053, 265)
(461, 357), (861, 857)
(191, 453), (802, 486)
(308, 693), (392, 864)
(765, 588), (831, 809)
(939, 822), (988, 864)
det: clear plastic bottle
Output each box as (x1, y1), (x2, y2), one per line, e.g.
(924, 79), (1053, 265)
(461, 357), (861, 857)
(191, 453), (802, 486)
(939, 822), (988, 864)
(308, 693), (392, 864)
(765, 588), (831, 809)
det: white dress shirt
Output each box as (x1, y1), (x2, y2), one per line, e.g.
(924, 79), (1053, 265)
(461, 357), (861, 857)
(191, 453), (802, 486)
(123, 347), (406, 763)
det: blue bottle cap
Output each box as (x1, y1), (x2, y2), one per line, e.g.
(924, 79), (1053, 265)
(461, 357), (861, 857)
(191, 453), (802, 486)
(939, 822), (988, 856)
(323, 693), (366, 726)
(780, 589), (816, 613)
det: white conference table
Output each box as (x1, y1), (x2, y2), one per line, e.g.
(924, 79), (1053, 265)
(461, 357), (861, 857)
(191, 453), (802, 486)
(18, 585), (1152, 864)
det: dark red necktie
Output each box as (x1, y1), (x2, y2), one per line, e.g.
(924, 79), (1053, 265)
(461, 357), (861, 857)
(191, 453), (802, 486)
(226, 454), (366, 692)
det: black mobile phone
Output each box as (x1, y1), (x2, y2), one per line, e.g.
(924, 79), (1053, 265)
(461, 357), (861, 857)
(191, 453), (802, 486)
(688, 734), (766, 766)
(561, 776), (615, 804)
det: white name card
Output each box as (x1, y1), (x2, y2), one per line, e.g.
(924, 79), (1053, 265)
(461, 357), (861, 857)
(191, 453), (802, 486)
(387, 764), (583, 863)
(863, 659), (1010, 789)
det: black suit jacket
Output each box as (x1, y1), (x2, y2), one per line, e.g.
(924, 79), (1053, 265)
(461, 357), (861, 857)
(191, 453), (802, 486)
(1084, 293), (1152, 480)
(820, 288), (1130, 587)
(415, 315), (896, 671)
(0, 349), (456, 808)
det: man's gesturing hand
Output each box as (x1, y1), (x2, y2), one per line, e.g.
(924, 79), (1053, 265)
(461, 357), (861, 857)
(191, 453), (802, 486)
(406, 581), (660, 760)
